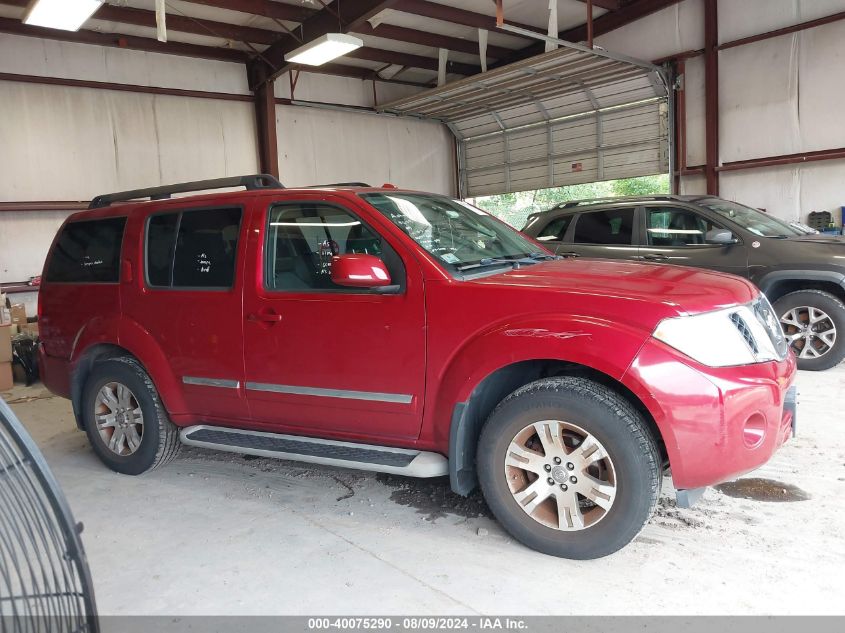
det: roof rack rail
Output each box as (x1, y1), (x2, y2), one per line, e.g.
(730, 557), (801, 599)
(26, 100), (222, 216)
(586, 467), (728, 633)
(88, 174), (284, 209)
(555, 195), (679, 209)
(302, 182), (372, 188)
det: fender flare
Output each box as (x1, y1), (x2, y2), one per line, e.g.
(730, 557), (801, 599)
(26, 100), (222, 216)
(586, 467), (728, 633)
(435, 314), (653, 495)
(756, 269), (845, 298)
(69, 317), (188, 425)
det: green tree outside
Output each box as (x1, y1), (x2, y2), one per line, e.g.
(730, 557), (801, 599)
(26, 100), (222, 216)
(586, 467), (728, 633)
(467, 174), (670, 228)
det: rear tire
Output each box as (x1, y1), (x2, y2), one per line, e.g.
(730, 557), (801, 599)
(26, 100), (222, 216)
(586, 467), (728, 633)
(774, 290), (845, 371)
(477, 377), (660, 559)
(81, 357), (181, 475)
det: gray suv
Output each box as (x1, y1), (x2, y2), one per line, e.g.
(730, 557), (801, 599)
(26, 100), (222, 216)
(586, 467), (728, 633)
(522, 195), (845, 370)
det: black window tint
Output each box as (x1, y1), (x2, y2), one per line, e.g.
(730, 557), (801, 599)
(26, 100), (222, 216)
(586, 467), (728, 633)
(536, 215), (573, 242)
(573, 209), (634, 245)
(146, 213), (179, 286)
(266, 203), (402, 292)
(646, 207), (722, 247)
(46, 217), (126, 283)
(170, 208), (242, 288)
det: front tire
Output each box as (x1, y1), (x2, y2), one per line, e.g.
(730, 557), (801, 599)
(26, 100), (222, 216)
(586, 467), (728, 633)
(477, 377), (661, 559)
(774, 290), (845, 371)
(81, 357), (181, 475)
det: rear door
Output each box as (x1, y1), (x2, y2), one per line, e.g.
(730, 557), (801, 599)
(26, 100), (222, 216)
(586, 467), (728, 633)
(562, 207), (640, 261)
(241, 194), (426, 441)
(637, 204), (748, 274)
(121, 204), (249, 423)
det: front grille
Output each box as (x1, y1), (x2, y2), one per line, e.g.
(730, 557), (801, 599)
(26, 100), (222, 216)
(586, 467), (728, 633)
(730, 312), (759, 354)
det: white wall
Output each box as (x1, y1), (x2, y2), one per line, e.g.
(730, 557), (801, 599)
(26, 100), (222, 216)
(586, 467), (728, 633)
(597, 0), (845, 224)
(275, 105), (454, 192)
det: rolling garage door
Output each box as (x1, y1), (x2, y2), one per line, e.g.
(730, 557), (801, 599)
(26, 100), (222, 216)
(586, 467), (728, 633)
(380, 46), (671, 198)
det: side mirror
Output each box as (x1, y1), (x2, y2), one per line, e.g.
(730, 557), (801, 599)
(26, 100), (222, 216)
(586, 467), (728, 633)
(330, 254), (393, 288)
(705, 229), (738, 245)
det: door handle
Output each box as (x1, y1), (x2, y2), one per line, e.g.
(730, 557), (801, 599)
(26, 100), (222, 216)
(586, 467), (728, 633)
(247, 311), (283, 323)
(557, 251), (581, 258)
(642, 253), (669, 262)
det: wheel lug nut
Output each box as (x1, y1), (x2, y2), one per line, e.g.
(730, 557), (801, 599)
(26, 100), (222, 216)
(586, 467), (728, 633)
(554, 457), (561, 464)
(547, 478), (555, 485)
(569, 476), (578, 484)
(560, 484), (568, 491)
(566, 462), (574, 470)
(544, 464), (552, 472)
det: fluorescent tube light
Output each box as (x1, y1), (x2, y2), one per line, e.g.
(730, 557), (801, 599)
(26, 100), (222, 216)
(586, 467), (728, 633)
(24, 0), (103, 32)
(284, 33), (363, 66)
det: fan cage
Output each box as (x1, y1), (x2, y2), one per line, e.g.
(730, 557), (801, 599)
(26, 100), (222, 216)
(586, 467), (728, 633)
(0, 397), (98, 633)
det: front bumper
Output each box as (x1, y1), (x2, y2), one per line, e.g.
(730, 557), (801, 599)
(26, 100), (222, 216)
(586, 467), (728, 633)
(623, 339), (798, 492)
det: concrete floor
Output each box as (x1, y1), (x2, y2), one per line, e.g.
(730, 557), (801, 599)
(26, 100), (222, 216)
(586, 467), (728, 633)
(4, 366), (845, 616)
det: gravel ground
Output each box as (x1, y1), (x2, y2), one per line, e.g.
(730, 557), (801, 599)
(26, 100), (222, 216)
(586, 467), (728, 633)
(3, 365), (844, 615)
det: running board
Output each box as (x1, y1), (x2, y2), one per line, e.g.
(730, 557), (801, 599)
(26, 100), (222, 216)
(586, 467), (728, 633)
(180, 425), (448, 478)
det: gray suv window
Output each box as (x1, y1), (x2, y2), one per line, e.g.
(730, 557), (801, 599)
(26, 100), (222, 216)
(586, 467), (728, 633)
(573, 209), (635, 245)
(645, 207), (725, 247)
(536, 215), (573, 242)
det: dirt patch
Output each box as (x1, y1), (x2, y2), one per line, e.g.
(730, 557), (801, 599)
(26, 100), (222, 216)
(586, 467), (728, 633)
(377, 473), (491, 521)
(653, 496), (710, 530)
(715, 478), (811, 502)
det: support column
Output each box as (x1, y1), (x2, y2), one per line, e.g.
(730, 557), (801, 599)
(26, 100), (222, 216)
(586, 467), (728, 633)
(253, 65), (279, 178)
(704, 0), (719, 195)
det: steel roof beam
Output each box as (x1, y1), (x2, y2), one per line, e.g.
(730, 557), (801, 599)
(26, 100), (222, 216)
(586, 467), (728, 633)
(393, 0), (543, 37)
(0, 16), (249, 63)
(179, 0), (317, 23)
(351, 22), (514, 59)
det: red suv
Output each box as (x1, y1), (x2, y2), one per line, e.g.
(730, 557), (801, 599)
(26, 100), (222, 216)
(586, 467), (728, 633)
(38, 175), (797, 559)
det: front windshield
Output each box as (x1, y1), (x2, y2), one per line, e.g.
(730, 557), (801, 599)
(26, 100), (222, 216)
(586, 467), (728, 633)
(699, 198), (803, 238)
(360, 192), (546, 273)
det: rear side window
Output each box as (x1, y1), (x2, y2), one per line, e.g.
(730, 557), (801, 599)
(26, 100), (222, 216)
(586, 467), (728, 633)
(536, 215), (573, 242)
(146, 207), (242, 289)
(46, 217), (126, 283)
(573, 209), (635, 245)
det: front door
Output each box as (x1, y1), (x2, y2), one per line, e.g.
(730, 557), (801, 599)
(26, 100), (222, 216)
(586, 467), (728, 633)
(638, 205), (748, 275)
(242, 196), (426, 441)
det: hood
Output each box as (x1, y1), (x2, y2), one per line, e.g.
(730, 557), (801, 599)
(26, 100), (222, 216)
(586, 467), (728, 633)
(787, 234), (845, 245)
(472, 258), (758, 317)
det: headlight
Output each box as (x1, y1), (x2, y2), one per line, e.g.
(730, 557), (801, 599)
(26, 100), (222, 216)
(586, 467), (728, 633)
(653, 296), (787, 367)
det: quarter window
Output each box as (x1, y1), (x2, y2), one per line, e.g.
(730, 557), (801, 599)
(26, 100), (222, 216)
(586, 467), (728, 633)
(573, 209), (635, 245)
(46, 217), (126, 283)
(645, 207), (724, 247)
(266, 203), (402, 292)
(145, 207), (242, 288)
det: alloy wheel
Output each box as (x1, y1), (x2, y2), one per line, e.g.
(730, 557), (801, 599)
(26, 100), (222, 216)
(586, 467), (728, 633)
(504, 420), (617, 531)
(780, 306), (837, 360)
(94, 382), (144, 456)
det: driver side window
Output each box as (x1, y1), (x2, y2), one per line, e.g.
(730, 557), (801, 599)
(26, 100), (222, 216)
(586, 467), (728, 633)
(265, 202), (403, 292)
(645, 207), (725, 247)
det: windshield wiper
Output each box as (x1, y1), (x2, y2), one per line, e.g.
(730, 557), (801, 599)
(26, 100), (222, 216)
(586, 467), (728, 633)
(456, 252), (559, 272)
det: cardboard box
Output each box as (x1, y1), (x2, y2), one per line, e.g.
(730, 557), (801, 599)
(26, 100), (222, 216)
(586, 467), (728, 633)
(20, 322), (39, 337)
(10, 303), (26, 328)
(0, 325), (11, 363)
(11, 363), (26, 384)
(0, 362), (12, 391)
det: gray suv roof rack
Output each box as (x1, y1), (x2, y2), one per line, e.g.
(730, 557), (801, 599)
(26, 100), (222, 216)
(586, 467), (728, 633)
(88, 174), (284, 209)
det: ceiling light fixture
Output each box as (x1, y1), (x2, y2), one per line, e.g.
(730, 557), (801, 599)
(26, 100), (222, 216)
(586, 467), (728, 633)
(24, 0), (103, 32)
(284, 33), (363, 66)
